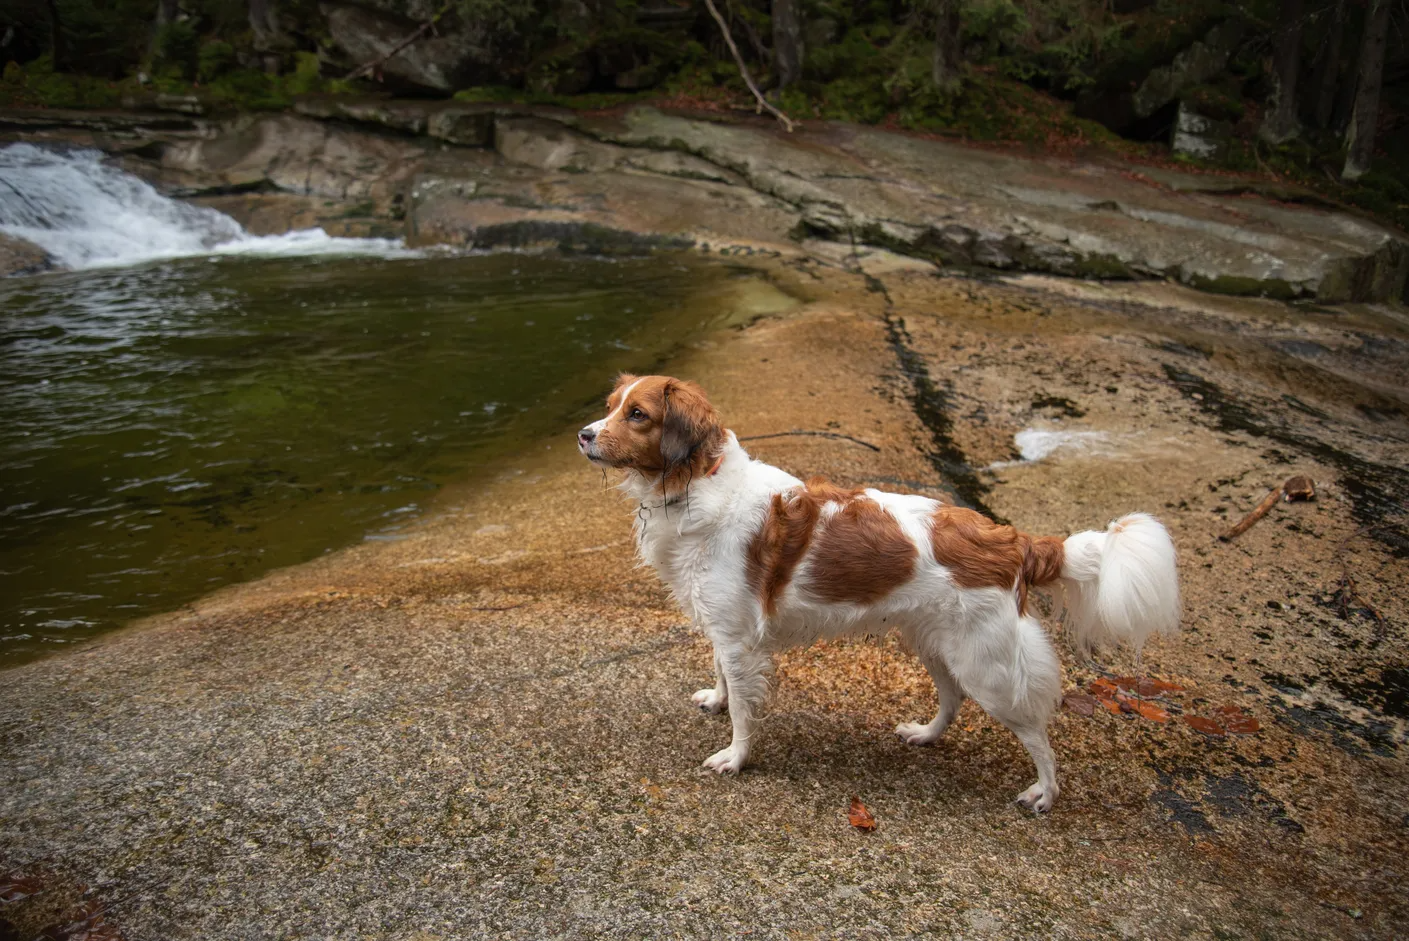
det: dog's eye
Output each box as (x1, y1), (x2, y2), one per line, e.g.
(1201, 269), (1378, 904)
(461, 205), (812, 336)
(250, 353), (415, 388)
(628, 408), (646, 421)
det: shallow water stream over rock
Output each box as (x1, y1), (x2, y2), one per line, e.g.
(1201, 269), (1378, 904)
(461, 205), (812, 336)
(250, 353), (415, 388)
(0, 251), (795, 665)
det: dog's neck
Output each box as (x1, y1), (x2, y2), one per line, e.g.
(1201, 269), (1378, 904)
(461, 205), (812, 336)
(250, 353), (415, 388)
(621, 431), (745, 521)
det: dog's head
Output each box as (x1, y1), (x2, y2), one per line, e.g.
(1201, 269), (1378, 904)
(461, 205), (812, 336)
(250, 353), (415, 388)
(577, 374), (724, 492)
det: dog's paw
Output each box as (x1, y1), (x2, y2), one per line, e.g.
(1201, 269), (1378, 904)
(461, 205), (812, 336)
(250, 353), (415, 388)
(701, 745), (746, 775)
(691, 687), (727, 714)
(1015, 782), (1058, 813)
(894, 720), (945, 746)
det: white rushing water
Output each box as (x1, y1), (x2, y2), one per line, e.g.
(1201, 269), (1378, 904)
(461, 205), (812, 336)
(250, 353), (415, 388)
(0, 143), (414, 270)
(985, 428), (1116, 469)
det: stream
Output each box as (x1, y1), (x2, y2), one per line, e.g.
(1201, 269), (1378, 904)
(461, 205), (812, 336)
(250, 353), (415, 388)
(0, 144), (794, 665)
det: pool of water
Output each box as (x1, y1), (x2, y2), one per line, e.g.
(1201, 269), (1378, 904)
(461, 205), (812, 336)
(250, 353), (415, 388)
(0, 251), (794, 666)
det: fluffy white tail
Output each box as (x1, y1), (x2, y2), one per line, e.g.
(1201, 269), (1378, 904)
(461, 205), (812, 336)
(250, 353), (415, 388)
(1059, 513), (1180, 657)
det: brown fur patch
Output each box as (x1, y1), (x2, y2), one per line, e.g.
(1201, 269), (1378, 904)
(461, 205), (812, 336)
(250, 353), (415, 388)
(804, 492), (918, 605)
(929, 506), (1065, 613)
(747, 479), (917, 613)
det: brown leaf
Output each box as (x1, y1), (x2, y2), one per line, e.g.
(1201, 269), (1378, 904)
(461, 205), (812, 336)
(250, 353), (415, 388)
(1185, 715), (1226, 737)
(1113, 676), (1186, 697)
(1063, 692), (1097, 717)
(848, 795), (876, 831)
(1130, 699), (1171, 723)
(1089, 677), (1119, 697)
(1214, 706), (1260, 734)
(0, 873), (46, 903)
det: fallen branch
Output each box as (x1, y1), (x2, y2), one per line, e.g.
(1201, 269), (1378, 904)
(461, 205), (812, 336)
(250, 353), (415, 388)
(738, 430), (880, 452)
(701, 0), (797, 132)
(1219, 474), (1315, 542)
(344, 2), (450, 82)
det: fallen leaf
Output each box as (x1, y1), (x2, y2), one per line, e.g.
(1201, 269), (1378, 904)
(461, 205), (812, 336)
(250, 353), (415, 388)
(848, 796), (876, 831)
(1099, 696), (1124, 716)
(1130, 699), (1171, 723)
(1114, 676), (1186, 697)
(1063, 692), (1097, 716)
(1185, 715), (1226, 737)
(1089, 677), (1119, 697)
(1214, 706), (1260, 734)
(0, 873), (45, 903)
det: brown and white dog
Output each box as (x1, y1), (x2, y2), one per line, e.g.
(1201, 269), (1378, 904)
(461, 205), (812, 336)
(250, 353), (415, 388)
(578, 374), (1180, 811)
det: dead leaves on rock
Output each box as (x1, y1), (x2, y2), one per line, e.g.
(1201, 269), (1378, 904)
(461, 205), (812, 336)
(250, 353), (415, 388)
(0, 872), (45, 903)
(0, 873), (125, 941)
(1064, 675), (1261, 739)
(1185, 705), (1261, 737)
(848, 796), (876, 831)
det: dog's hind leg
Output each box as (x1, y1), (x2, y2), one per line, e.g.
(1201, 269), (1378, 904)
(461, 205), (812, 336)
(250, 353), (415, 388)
(945, 611), (1063, 811)
(895, 653), (964, 746)
(701, 645), (771, 775)
(691, 646), (729, 714)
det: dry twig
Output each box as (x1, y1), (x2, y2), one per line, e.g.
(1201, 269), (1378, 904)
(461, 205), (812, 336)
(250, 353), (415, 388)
(701, 0), (797, 132)
(1219, 474), (1315, 541)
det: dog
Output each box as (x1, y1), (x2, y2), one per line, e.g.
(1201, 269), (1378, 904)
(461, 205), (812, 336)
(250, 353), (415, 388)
(577, 374), (1180, 811)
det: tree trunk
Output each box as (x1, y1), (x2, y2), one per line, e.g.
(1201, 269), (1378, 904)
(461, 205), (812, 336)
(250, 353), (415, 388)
(930, 0), (962, 91)
(1308, 0), (1345, 128)
(1343, 0), (1392, 180)
(771, 0), (803, 89)
(45, 0), (64, 70)
(1259, 0), (1304, 143)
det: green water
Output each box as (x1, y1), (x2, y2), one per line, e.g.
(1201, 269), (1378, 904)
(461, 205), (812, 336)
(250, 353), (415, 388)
(0, 251), (794, 666)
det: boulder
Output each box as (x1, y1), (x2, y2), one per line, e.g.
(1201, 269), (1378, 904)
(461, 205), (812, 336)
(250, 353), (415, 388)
(1131, 20), (1244, 120)
(0, 232), (53, 276)
(1171, 102), (1233, 160)
(321, 2), (493, 94)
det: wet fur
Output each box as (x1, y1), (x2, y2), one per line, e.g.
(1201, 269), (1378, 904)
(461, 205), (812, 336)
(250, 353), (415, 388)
(578, 375), (1180, 811)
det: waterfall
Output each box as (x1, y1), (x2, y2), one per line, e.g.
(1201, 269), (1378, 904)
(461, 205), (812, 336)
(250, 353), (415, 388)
(0, 143), (413, 271)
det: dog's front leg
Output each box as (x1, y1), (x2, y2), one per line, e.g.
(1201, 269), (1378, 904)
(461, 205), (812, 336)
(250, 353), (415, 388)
(701, 646), (770, 775)
(691, 646), (729, 714)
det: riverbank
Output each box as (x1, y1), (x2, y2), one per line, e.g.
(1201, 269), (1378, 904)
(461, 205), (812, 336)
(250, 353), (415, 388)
(4, 100), (1408, 302)
(2, 252), (1407, 937)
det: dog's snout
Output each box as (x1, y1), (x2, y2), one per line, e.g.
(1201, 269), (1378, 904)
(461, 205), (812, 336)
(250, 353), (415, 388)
(578, 427), (597, 446)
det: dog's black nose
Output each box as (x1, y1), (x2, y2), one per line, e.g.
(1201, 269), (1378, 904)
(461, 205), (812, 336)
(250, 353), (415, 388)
(578, 427), (596, 445)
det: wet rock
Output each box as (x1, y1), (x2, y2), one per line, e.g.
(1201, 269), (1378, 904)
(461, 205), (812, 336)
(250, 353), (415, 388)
(1172, 102), (1233, 160)
(157, 114), (432, 212)
(494, 116), (622, 172)
(8, 101), (1408, 302)
(0, 232), (53, 276)
(427, 107), (495, 147)
(154, 93), (205, 116)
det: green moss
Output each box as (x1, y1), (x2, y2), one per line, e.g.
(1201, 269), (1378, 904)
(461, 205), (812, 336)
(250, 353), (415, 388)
(0, 56), (128, 108)
(1179, 83), (1243, 122)
(197, 40), (236, 83)
(152, 21), (200, 81)
(1186, 272), (1301, 300)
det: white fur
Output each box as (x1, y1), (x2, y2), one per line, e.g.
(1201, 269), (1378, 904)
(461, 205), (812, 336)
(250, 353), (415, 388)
(612, 433), (1180, 812)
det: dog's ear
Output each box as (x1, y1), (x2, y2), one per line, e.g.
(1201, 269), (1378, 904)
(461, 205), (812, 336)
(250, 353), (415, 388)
(660, 379), (721, 478)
